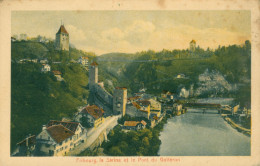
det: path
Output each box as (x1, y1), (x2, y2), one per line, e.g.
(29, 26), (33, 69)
(68, 115), (120, 156)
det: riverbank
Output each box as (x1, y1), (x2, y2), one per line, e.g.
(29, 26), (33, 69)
(221, 114), (251, 137)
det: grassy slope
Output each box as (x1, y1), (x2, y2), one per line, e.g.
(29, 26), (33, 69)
(11, 41), (90, 152)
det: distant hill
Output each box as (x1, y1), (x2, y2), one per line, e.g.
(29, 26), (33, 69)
(98, 52), (137, 61)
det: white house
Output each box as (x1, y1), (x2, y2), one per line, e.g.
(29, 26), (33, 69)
(35, 121), (85, 156)
(40, 59), (48, 64)
(79, 56), (89, 70)
(41, 64), (51, 72)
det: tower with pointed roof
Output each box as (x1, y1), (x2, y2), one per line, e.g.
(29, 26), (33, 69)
(55, 24), (69, 51)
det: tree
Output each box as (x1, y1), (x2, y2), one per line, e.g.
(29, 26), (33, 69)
(109, 146), (124, 156)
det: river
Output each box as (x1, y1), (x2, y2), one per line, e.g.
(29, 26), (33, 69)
(159, 98), (251, 156)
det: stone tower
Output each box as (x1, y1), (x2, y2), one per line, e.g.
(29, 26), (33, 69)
(89, 62), (98, 90)
(55, 24), (69, 51)
(113, 87), (127, 116)
(190, 39), (196, 52)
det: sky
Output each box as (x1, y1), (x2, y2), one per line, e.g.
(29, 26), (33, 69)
(11, 11), (251, 55)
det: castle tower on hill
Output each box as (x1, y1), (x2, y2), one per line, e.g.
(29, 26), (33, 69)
(55, 24), (69, 51)
(190, 39), (196, 52)
(89, 62), (98, 90)
(113, 87), (127, 116)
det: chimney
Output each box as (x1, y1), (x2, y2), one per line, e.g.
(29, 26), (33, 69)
(42, 125), (46, 131)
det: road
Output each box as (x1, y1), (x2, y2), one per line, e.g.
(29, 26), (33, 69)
(68, 115), (120, 156)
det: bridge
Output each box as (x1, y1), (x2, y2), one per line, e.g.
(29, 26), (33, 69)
(183, 103), (222, 114)
(97, 57), (208, 63)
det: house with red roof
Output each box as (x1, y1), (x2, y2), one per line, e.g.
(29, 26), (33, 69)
(126, 100), (151, 119)
(52, 70), (63, 81)
(79, 105), (105, 128)
(35, 120), (85, 156)
(122, 120), (147, 131)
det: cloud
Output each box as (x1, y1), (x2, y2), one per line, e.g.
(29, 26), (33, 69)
(68, 20), (250, 55)
(66, 25), (86, 42)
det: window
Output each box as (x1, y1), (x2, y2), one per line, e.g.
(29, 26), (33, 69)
(48, 136), (50, 140)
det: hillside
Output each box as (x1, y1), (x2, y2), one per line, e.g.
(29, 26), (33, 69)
(11, 40), (96, 62)
(11, 40), (92, 152)
(105, 42), (251, 107)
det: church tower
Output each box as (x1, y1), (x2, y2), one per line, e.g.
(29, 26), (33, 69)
(113, 87), (127, 116)
(55, 24), (69, 51)
(89, 62), (98, 90)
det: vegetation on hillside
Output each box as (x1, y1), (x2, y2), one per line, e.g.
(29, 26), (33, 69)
(11, 40), (92, 152)
(97, 41), (250, 107)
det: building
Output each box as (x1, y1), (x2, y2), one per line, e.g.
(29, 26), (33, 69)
(122, 120), (147, 131)
(113, 87), (127, 116)
(79, 105), (105, 128)
(127, 96), (141, 104)
(41, 64), (51, 72)
(79, 56), (89, 70)
(11, 37), (17, 42)
(16, 135), (36, 156)
(39, 59), (48, 64)
(55, 24), (69, 51)
(176, 74), (186, 79)
(126, 100), (151, 119)
(35, 121), (85, 156)
(173, 103), (183, 115)
(190, 39), (196, 52)
(148, 98), (161, 118)
(179, 87), (189, 98)
(52, 70), (63, 81)
(89, 62), (98, 90)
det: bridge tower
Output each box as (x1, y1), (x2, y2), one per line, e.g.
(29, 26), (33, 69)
(89, 62), (98, 91)
(113, 87), (127, 116)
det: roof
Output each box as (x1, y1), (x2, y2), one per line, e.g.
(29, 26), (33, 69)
(90, 62), (98, 66)
(124, 120), (146, 127)
(52, 70), (62, 75)
(128, 96), (141, 100)
(17, 135), (36, 146)
(140, 120), (147, 126)
(56, 25), (69, 34)
(153, 116), (159, 120)
(132, 102), (141, 109)
(82, 105), (104, 119)
(115, 87), (127, 90)
(137, 100), (151, 106)
(47, 120), (80, 133)
(81, 56), (89, 59)
(190, 39), (196, 43)
(46, 125), (74, 143)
